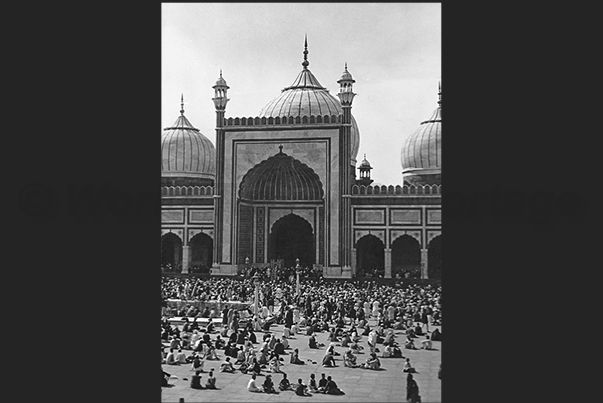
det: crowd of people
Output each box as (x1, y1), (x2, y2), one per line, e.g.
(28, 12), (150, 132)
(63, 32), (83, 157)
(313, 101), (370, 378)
(161, 274), (441, 401)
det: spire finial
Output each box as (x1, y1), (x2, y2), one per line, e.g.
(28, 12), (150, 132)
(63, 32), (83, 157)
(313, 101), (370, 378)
(302, 34), (309, 69)
(438, 81), (441, 106)
(180, 93), (184, 115)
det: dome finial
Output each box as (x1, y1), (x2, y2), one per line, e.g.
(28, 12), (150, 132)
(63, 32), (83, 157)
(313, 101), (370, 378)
(345, 62), (348, 71)
(220, 69), (222, 78)
(180, 93), (184, 115)
(438, 81), (441, 106)
(278, 144), (284, 154)
(302, 34), (309, 69)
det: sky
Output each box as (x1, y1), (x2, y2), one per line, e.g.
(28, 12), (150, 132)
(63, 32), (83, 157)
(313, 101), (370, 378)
(162, 3), (441, 186)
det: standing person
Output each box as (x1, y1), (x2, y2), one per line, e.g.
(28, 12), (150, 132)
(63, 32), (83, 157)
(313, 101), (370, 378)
(406, 373), (420, 403)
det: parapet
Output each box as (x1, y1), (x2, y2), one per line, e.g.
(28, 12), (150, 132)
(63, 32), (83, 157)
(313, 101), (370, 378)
(161, 186), (214, 197)
(222, 114), (343, 127)
(351, 184), (441, 196)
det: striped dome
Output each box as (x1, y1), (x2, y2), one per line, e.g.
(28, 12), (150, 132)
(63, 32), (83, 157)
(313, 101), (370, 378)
(259, 68), (360, 164)
(400, 104), (441, 185)
(161, 113), (215, 180)
(239, 147), (324, 201)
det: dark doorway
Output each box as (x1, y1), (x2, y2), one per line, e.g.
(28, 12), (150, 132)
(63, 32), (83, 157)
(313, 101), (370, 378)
(428, 235), (441, 279)
(161, 233), (182, 271)
(391, 234), (421, 278)
(355, 235), (384, 277)
(189, 233), (213, 270)
(269, 213), (314, 268)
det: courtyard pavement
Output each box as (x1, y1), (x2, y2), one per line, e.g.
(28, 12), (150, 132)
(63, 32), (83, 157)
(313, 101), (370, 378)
(161, 316), (441, 402)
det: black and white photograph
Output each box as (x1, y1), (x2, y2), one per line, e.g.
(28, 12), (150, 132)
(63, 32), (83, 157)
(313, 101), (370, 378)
(161, 3), (441, 402)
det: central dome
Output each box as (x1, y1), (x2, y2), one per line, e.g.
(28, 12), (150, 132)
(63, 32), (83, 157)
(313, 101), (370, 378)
(258, 42), (360, 165)
(239, 146), (324, 201)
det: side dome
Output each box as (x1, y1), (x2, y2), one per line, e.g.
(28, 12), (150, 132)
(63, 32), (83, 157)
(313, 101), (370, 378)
(239, 146), (324, 201)
(401, 87), (441, 185)
(161, 105), (216, 185)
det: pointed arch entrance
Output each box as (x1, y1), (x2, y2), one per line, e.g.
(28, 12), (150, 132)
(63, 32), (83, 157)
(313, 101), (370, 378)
(189, 233), (213, 270)
(391, 234), (421, 278)
(269, 213), (314, 268)
(428, 235), (441, 279)
(161, 233), (182, 272)
(355, 234), (384, 277)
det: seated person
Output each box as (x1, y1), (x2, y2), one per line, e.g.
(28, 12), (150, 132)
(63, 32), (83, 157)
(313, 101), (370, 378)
(324, 376), (344, 395)
(340, 332), (351, 347)
(392, 345), (404, 358)
(248, 331), (257, 344)
(308, 334), (319, 349)
(268, 353), (282, 373)
(295, 378), (310, 396)
(190, 370), (204, 389)
(205, 370), (217, 389)
(214, 335), (225, 350)
(343, 348), (358, 368)
(421, 335), (433, 350)
(165, 348), (179, 365)
(191, 353), (204, 372)
(327, 328), (338, 342)
(281, 336), (289, 350)
(292, 323), (301, 334)
(362, 352), (381, 370)
(205, 344), (219, 360)
(382, 344), (395, 358)
(283, 327), (292, 338)
(403, 357), (416, 373)
(247, 373), (261, 392)
(274, 339), (286, 355)
(307, 374), (319, 393)
(176, 349), (187, 364)
(405, 335), (417, 349)
(220, 356), (235, 372)
(235, 347), (246, 364)
(258, 350), (269, 366)
(322, 352), (336, 367)
(414, 324), (424, 336)
(306, 324), (314, 336)
(326, 343), (340, 356)
(262, 374), (278, 393)
(161, 368), (170, 387)
(406, 328), (417, 339)
(278, 373), (293, 391)
(317, 373), (328, 393)
(290, 348), (305, 364)
(431, 328), (441, 341)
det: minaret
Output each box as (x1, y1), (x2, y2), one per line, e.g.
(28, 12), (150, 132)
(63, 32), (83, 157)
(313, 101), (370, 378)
(336, 63), (357, 276)
(357, 154), (374, 186)
(212, 71), (229, 270)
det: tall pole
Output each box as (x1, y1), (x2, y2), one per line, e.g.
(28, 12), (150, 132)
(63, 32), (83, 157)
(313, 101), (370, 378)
(295, 258), (300, 296)
(254, 273), (260, 318)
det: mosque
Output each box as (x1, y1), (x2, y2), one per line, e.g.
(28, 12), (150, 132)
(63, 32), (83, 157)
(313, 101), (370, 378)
(161, 40), (441, 280)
